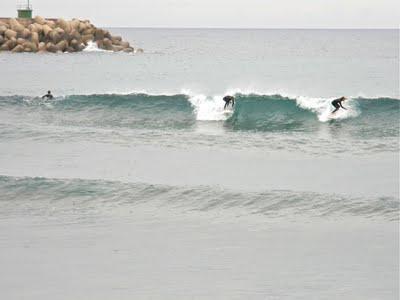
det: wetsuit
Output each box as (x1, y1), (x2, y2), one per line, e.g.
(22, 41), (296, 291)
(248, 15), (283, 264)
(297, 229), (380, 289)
(331, 98), (345, 113)
(223, 96), (235, 109)
(42, 93), (53, 100)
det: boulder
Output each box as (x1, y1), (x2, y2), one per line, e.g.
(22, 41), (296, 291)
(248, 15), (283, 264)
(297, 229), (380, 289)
(77, 44), (85, 51)
(70, 19), (80, 31)
(94, 28), (105, 40)
(111, 39), (121, 46)
(0, 35), (3, 45)
(9, 18), (25, 33)
(70, 39), (80, 50)
(68, 30), (81, 42)
(11, 44), (24, 53)
(0, 38), (16, 50)
(112, 45), (124, 52)
(46, 42), (58, 53)
(82, 28), (94, 35)
(102, 38), (113, 50)
(55, 40), (67, 52)
(33, 23), (43, 33)
(136, 48), (144, 53)
(19, 19), (32, 27)
(120, 41), (130, 48)
(10, 37), (17, 47)
(123, 47), (134, 53)
(46, 20), (56, 28)
(49, 31), (61, 44)
(96, 39), (104, 49)
(104, 31), (111, 39)
(17, 38), (26, 45)
(4, 29), (17, 39)
(20, 28), (31, 39)
(42, 24), (53, 36)
(112, 35), (122, 42)
(66, 46), (75, 53)
(82, 34), (94, 44)
(55, 27), (65, 35)
(86, 22), (94, 30)
(28, 24), (37, 32)
(0, 25), (8, 34)
(57, 19), (71, 33)
(34, 16), (46, 25)
(78, 22), (88, 32)
(31, 32), (39, 45)
(38, 42), (46, 51)
(23, 41), (37, 52)
(111, 36), (122, 45)
(36, 24), (44, 33)
(7, 38), (17, 50)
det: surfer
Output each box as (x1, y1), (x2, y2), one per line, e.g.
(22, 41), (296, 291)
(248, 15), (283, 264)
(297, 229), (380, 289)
(42, 90), (54, 100)
(223, 95), (235, 109)
(331, 96), (347, 114)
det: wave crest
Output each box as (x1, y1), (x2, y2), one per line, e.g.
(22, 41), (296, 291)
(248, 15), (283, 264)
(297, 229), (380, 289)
(0, 92), (398, 132)
(0, 176), (398, 221)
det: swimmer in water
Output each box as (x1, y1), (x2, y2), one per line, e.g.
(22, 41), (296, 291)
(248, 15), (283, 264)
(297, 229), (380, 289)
(223, 95), (235, 109)
(42, 90), (54, 100)
(331, 96), (347, 114)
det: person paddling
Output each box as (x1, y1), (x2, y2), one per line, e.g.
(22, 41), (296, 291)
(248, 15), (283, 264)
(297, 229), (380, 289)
(223, 95), (235, 109)
(331, 96), (347, 114)
(42, 90), (54, 100)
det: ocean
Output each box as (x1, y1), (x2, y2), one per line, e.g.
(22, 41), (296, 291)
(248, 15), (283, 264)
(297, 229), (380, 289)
(0, 29), (399, 299)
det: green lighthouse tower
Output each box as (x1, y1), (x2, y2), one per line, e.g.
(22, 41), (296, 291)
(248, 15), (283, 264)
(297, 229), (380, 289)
(17, 0), (33, 19)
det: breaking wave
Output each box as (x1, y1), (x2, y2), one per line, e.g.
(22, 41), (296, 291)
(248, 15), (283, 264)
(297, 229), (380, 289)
(0, 92), (398, 132)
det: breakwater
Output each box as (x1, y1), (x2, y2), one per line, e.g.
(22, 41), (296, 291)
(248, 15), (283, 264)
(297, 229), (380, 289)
(0, 16), (138, 53)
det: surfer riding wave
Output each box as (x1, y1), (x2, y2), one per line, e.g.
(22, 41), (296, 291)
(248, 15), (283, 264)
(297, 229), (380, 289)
(223, 95), (235, 110)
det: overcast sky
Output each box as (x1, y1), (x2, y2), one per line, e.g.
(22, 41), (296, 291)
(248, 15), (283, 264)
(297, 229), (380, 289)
(2, 0), (399, 28)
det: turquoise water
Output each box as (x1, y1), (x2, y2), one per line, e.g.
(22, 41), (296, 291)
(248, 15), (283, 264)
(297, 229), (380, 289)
(0, 93), (398, 156)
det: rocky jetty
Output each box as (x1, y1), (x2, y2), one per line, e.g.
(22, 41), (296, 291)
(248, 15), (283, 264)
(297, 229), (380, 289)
(0, 16), (139, 53)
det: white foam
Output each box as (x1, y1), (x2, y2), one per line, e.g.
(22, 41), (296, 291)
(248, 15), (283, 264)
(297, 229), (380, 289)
(183, 89), (231, 121)
(83, 41), (108, 52)
(296, 96), (360, 122)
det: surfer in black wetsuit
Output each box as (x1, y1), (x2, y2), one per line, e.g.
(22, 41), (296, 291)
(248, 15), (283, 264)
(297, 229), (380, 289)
(331, 96), (347, 114)
(42, 90), (54, 100)
(223, 95), (235, 109)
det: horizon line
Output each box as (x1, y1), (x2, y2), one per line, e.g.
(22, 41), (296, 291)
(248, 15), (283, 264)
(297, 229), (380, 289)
(101, 26), (399, 30)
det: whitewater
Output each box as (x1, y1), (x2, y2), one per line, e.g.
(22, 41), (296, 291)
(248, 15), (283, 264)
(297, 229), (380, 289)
(0, 29), (398, 300)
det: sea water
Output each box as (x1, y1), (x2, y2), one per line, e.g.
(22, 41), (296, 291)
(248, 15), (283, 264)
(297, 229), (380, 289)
(0, 29), (398, 299)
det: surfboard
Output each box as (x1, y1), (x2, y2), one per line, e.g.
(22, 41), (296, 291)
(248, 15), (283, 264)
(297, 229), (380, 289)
(223, 108), (234, 115)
